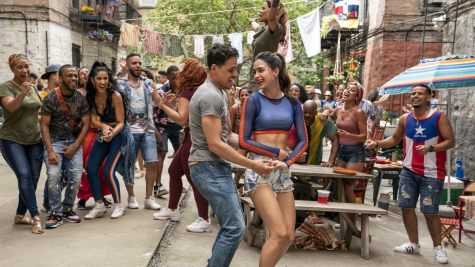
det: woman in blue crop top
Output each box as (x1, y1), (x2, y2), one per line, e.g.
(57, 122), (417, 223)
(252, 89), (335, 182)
(84, 62), (134, 220)
(239, 52), (308, 267)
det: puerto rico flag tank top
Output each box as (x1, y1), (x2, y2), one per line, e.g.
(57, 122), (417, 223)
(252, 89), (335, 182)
(403, 110), (447, 180)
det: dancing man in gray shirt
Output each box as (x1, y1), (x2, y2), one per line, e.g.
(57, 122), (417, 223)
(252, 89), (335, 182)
(188, 43), (274, 267)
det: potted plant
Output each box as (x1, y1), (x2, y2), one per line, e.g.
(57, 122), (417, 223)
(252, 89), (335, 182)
(98, 29), (113, 42)
(344, 58), (359, 71)
(81, 6), (95, 15)
(87, 30), (99, 41)
(325, 72), (345, 86)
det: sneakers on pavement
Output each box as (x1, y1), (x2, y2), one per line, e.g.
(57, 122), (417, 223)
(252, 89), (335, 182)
(45, 212), (63, 229)
(434, 245), (448, 264)
(76, 199), (86, 210)
(154, 183), (169, 197)
(111, 203), (125, 219)
(127, 196), (139, 209)
(144, 197), (161, 210)
(84, 202), (107, 220)
(41, 201), (50, 213)
(186, 217), (212, 233)
(153, 206), (181, 221)
(394, 242), (421, 254)
(103, 198), (112, 208)
(63, 208), (81, 223)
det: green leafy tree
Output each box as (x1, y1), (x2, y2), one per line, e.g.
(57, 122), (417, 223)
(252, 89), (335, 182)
(142, 0), (325, 85)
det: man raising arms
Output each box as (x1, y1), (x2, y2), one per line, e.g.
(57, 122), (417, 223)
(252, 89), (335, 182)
(366, 84), (455, 264)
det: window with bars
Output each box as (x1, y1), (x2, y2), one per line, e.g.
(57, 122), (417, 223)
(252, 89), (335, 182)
(72, 44), (81, 68)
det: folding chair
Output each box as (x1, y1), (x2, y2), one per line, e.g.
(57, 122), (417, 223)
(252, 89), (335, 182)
(453, 180), (475, 243)
(440, 218), (459, 247)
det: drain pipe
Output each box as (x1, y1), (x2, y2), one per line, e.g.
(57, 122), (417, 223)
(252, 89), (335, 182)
(0, 11), (29, 58)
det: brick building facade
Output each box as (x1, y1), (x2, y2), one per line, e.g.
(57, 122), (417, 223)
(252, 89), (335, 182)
(0, 0), (140, 82)
(322, 0), (444, 115)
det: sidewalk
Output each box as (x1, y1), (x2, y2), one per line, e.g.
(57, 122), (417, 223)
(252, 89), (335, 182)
(158, 146), (475, 267)
(0, 151), (187, 267)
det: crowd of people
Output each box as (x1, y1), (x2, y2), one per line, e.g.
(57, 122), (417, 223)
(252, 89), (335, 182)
(1, 0), (456, 266)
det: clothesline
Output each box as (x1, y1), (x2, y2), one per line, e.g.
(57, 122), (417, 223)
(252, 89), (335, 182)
(121, 0), (318, 21)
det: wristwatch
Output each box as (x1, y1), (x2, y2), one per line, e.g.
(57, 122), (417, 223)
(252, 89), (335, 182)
(429, 145), (434, 152)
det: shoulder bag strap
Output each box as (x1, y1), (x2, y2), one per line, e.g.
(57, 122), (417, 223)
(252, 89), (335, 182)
(55, 88), (77, 127)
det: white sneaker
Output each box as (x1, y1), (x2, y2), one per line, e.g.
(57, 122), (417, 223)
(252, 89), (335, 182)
(153, 206), (181, 221)
(111, 203), (125, 219)
(127, 196), (139, 209)
(144, 197), (161, 210)
(186, 217), (212, 233)
(394, 242), (420, 254)
(84, 202), (107, 220)
(434, 245), (448, 264)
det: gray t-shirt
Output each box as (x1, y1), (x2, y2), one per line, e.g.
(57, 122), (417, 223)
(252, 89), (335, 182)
(189, 80), (228, 162)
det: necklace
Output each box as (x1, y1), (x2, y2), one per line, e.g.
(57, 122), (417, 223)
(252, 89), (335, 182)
(98, 95), (107, 109)
(414, 108), (429, 125)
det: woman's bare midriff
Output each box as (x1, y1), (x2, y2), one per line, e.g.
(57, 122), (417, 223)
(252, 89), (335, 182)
(254, 133), (288, 151)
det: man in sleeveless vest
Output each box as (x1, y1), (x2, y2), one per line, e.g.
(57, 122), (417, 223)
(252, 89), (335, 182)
(366, 84), (455, 264)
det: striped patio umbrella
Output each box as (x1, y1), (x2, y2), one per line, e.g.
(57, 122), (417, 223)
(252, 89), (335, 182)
(379, 55), (475, 95)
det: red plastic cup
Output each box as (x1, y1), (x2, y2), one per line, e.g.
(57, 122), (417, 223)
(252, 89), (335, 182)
(317, 190), (330, 204)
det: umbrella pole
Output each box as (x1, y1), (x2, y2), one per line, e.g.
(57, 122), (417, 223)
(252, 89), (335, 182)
(446, 90), (452, 207)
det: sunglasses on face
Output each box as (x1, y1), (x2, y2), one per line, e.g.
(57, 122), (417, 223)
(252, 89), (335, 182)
(131, 113), (145, 119)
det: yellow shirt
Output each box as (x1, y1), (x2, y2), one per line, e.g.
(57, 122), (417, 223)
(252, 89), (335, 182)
(39, 88), (52, 100)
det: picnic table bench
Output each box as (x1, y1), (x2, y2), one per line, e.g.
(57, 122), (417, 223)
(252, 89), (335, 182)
(240, 197), (388, 260)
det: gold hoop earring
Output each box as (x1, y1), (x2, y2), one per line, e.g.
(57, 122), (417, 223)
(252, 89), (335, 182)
(107, 82), (112, 89)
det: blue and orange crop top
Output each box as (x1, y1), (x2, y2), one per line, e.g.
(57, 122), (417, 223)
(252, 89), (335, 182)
(239, 91), (308, 167)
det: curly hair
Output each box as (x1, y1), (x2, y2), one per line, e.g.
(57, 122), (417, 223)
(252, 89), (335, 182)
(175, 59), (207, 97)
(140, 69), (154, 80)
(291, 83), (308, 103)
(266, 1), (288, 46)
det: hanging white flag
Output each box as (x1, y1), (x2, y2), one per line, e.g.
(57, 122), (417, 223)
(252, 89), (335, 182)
(277, 22), (294, 62)
(297, 8), (321, 57)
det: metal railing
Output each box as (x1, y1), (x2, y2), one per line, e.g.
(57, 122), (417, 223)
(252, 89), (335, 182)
(71, 0), (142, 27)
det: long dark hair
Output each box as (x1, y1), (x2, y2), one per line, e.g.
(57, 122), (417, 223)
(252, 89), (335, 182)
(255, 51), (295, 104)
(86, 61), (130, 119)
(291, 83), (308, 103)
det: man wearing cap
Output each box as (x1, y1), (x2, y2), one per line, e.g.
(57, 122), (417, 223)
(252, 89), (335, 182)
(315, 88), (322, 100)
(322, 91), (336, 112)
(39, 64), (61, 100)
(306, 85), (321, 111)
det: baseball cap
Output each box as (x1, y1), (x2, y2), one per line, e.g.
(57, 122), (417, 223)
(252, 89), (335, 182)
(315, 89), (322, 94)
(41, 64), (61, 79)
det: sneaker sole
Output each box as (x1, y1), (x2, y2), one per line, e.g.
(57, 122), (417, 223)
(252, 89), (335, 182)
(84, 210), (107, 220)
(145, 205), (161, 210)
(76, 206), (87, 210)
(186, 228), (212, 233)
(154, 191), (169, 197)
(153, 216), (180, 221)
(111, 213), (124, 219)
(45, 221), (63, 229)
(128, 206), (139, 209)
(64, 218), (81, 223)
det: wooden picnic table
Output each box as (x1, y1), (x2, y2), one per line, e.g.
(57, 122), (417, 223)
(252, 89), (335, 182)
(231, 163), (376, 249)
(373, 164), (403, 206)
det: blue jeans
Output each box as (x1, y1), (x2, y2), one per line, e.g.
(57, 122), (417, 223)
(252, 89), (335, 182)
(397, 168), (444, 215)
(44, 139), (83, 216)
(157, 122), (182, 152)
(133, 132), (158, 163)
(189, 161), (245, 267)
(337, 143), (366, 164)
(43, 160), (68, 202)
(0, 139), (44, 217)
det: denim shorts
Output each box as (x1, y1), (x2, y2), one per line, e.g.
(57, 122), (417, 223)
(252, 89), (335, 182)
(133, 132), (158, 163)
(244, 152), (293, 194)
(397, 168), (444, 215)
(337, 143), (366, 164)
(157, 122), (182, 152)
